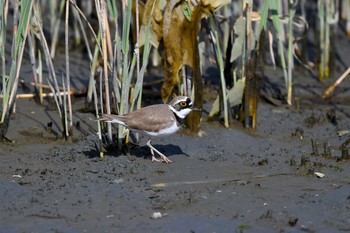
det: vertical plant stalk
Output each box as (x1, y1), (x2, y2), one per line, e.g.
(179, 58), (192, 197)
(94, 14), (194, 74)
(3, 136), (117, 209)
(243, 1), (258, 128)
(121, 0), (133, 113)
(326, 0), (338, 78)
(87, 33), (102, 105)
(10, 0), (19, 60)
(241, 1), (252, 78)
(318, 0), (335, 81)
(117, 0), (133, 148)
(318, 0), (338, 80)
(49, 1), (57, 35)
(135, 0), (140, 98)
(222, 5), (230, 57)
(0, 0), (8, 113)
(106, 0), (122, 111)
(132, 0), (141, 144)
(38, 50), (43, 104)
(209, 16), (228, 128)
(323, 0), (328, 78)
(287, 0), (295, 105)
(69, 0), (103, 105)
(246, 28), (264, 130)
(104, 9), (114, 64)
(69, 0), (101, 54)
(96, 0), (112, 141)
(270, 1), (288, 101)
(342, 0), (350, 37)
(4, 0), (33, 123)
(65, 0), (73, 137)
(32, 3), (64, 125)
(62, 74), (68, 139)
(50, 0), (65, 58)
(135, 0), (154, 110)
(70, 0), (93, 61)
(107, 0), (122, 79)
(27, 31), (40, 103)
(92, 75), (104, 158)
(131, 0), (156, 111)
(318, 0), (326, 80)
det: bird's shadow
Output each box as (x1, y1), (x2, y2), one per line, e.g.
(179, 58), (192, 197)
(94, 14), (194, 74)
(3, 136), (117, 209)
(132, 144), (190, 159)
(82, 142), (189, 160)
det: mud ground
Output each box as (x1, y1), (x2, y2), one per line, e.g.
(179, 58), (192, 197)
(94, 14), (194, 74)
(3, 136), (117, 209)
(1, 27), (350, 233)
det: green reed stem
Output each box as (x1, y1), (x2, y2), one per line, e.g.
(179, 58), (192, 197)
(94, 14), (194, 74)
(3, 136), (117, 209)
(210, 16), (228, 128)
(0, 0), (7, 114)
(131, 0), (156, 111)
(1, 0), (33, 123)
(118, 0), (133, 146)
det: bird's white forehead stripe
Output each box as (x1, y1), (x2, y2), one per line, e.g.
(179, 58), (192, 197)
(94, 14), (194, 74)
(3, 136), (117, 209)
(171, 97), (191, 105)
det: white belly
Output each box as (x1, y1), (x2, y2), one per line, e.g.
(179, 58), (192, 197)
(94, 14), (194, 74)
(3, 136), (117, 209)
(144, 121), (180, 137)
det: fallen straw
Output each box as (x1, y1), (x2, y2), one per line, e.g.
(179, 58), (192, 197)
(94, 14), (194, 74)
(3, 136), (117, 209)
(322, 66), (350, 99)
(0, 90), (85, 99)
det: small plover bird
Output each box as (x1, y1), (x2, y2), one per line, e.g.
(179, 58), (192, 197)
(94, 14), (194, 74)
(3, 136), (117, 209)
(98, 96), (196, 163)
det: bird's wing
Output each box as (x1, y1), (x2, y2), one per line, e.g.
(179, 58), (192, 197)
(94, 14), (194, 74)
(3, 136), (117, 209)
(125, 105), (176, 132)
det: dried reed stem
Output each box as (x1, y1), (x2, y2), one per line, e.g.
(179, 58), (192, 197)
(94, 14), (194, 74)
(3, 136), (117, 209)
(65, 0), (73, 137)
(0, 90), (83, 99)
(95, 0), (112, 141)
(322, 66), (350, 99)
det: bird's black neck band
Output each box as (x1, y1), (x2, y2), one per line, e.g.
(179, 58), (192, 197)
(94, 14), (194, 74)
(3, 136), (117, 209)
(173, 112), (185, 126)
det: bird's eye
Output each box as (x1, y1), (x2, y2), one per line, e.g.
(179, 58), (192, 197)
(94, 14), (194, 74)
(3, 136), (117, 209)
(180, 101), (187, 107)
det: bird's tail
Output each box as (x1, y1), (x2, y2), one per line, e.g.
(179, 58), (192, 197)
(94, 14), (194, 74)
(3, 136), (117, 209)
(96, 114), (127, 126)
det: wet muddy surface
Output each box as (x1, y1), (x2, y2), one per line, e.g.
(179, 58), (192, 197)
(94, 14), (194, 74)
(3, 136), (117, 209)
(1, 90), (350, 233)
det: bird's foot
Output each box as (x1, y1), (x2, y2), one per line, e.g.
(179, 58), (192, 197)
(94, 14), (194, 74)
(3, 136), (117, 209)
(147, 138), (173, 163)
(152, 155), (173, 164)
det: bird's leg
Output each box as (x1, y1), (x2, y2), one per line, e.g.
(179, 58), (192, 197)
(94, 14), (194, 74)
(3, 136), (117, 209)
(147, 138), (173, 163)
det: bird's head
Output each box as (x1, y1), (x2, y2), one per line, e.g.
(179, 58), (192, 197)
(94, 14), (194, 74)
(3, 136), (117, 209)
(168, 96), (201, 119)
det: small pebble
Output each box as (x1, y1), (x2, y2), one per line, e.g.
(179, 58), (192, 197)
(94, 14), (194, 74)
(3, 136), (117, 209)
(151, 212), (167, 219)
